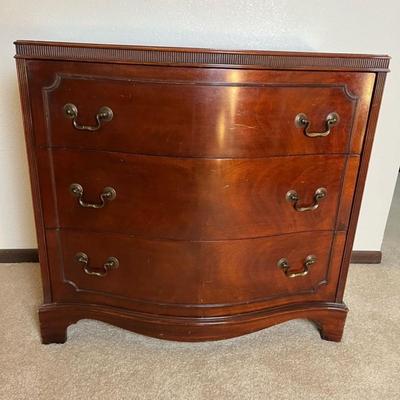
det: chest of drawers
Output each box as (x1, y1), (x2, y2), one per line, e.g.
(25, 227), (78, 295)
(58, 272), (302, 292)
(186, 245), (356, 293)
(15, 41), (389, 344)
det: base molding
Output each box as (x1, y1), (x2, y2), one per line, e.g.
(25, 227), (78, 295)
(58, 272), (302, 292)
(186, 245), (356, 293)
(1, 248), (382, 264)
(0, 248), (39, 263)
(38, 301), (348, 344)
(350, 250), (382, 264)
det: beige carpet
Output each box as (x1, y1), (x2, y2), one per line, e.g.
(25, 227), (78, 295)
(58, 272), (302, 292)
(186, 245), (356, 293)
(1, 179), (399, 400)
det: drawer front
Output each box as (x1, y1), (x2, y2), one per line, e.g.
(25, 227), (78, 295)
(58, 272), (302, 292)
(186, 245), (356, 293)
(47, 229), (343, 315)
(28, 61), (374, 157)
(38, 149), (351, 240)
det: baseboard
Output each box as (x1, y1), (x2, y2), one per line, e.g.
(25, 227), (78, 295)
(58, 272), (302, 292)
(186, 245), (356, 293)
(350, 250), (382, 264)
(0, 249), (39, 263)
(0, 248), (383, 265)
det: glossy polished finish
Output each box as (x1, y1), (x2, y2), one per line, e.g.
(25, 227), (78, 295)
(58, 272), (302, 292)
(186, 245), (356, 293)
(15, 40), (389, 344)
(38, 149), (349, 240)
(27, 61), (374, 157)
(46, 229), (338, 314)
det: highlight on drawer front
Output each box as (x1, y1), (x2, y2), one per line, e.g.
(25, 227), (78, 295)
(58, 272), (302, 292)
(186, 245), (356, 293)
(36, 67), (368, 157)
(39, 149), (350, 240)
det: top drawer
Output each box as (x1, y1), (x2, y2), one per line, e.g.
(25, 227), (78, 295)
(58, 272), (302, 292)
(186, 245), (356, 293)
(27, 61), (375, 157)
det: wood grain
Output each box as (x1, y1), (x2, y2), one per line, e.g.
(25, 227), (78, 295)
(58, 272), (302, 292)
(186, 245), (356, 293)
(14, 41), (389, 343)
(38, 149), (352, 240)
(47, 229), (334, 310)
(336, 73), (388, 302)
(27, 61), (374, 156)
(15, 59), (52, 302)
(38, 301), (348, 343)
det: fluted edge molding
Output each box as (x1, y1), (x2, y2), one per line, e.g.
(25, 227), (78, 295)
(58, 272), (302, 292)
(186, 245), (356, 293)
(15, 41), (390, 72)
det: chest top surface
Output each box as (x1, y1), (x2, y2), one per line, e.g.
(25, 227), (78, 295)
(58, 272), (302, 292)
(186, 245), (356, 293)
(15, 40), (390, 71)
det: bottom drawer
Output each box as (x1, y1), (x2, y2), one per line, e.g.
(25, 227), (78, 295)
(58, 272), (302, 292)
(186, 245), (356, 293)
(46, 229), (345, 316)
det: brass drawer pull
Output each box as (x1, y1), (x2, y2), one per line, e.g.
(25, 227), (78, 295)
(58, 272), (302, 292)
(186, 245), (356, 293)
(295, 112), (339, 137)
(75, 252), (119, 277)
(69, 183), (116, 209)
(277, 255), (317, 278)
(63, 103), (113, 131)
(286, 187), (327, 212)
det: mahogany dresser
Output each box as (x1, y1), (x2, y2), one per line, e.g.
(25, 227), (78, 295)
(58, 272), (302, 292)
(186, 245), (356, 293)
(15, 41), (390, 344)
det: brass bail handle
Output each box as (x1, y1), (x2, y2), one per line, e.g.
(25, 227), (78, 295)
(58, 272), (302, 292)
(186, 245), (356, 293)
(63, 103), (113, 132)
(295, 112), (340, 137)
(70, 183), (116, 209)
(286, 187), (327, 212)
(277, 255), (317, 278)
(75, 252), (119, 277)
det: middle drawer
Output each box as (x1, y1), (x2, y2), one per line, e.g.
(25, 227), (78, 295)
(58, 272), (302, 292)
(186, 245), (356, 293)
(38, 149), (349, 240)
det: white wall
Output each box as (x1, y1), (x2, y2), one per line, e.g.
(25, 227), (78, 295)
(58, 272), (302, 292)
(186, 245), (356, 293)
(1, 0), (399, 250)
